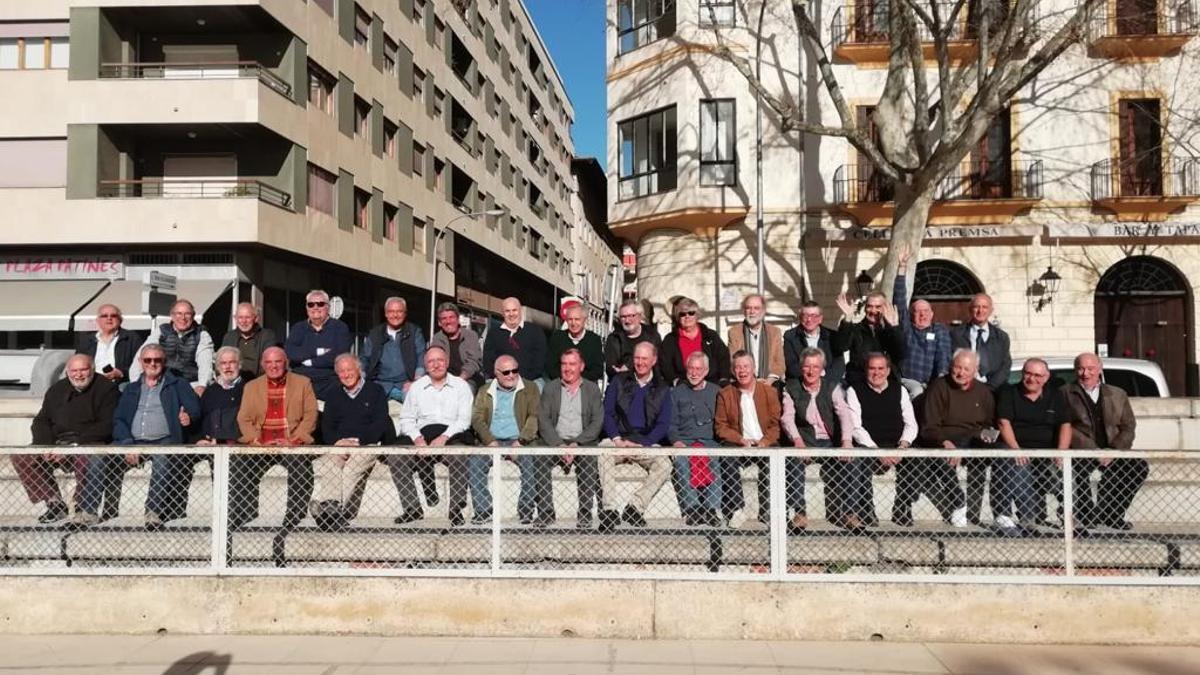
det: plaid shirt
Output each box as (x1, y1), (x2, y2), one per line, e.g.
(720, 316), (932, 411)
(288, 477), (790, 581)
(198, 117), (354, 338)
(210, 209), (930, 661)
(893, 274), (952, 384)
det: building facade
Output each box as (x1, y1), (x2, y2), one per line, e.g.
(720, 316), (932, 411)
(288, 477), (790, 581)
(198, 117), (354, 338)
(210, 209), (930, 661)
(0, 0), (590, 358)
(607, 0), (1200, 394)
(570, 157), (622, 335)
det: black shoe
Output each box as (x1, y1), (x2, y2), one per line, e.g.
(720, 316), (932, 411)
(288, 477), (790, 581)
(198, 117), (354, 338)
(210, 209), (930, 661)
(1106, 518), (1133, 531)
(518, 514), (534, 525)
(704, 509), (723, 527)
(892, 508), (914, 527)
(448, 508), (465, 528)
(533, 514), (554, 528)
(967, 514), (983, 527)
(682, 508), (699, 526)
(622, 505), (647, 528)
(38, 501), (68, 524)
(315, 512), (348, 533)
(577, 511), (593, 529)
(1035, 517), (1057, 528)
(598, 509), (620, 533)
(394, 509), (424, 525)
(471, 511), (492, 525)
(757, 512), (771, 526)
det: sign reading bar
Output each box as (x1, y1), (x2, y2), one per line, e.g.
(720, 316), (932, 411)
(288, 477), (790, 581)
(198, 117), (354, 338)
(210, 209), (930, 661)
(0, 256), (124, 281)
(1045, 222), (1200, 239)
(810, 224), (1041, 242)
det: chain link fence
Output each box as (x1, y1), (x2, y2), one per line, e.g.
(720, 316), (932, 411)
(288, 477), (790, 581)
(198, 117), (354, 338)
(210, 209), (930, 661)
(0, 446), (1196, 581)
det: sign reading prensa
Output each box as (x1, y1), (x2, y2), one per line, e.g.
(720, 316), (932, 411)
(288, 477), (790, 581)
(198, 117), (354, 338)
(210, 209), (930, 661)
(0, 257), (124, 280)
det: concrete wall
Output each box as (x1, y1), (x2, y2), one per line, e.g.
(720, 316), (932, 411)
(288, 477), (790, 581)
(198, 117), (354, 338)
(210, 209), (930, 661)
(0, 576), (1196, 644)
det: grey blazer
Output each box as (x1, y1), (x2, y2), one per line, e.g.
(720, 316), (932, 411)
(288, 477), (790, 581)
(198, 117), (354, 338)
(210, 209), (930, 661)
(538, 378), (604, 446)
(430, 326), (483, 382)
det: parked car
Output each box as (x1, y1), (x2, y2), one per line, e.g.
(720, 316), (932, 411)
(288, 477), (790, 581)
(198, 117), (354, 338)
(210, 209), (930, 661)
(1008, 357), (1169, 397)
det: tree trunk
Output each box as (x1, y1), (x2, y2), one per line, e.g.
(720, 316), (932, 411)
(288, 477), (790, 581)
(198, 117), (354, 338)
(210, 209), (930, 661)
(879, 185), (934, 303)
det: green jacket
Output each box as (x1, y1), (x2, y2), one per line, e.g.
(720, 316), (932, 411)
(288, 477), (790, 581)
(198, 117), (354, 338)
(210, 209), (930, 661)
(471, 377), (540, 444)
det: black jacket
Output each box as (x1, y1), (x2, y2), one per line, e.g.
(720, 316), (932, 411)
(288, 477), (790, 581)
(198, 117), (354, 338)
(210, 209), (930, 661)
(950, 322), (1013, 390)
(30, 376), (120, 445)
(362, 322), (423, 384)
(603, 323), (663, 379)
(76, 329), (144, 384)
(198, 380), (245, 442)
(221, 326), (279, 381)
(660, 323), (731, 386)
(835, 318), (906, 383)
(482, 321), (548, 381)
(783, 324), (845, 383)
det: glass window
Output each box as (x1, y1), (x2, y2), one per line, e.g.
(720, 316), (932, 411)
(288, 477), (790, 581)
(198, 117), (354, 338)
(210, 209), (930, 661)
(354, 5), (371, 51)
(23, 38), (45, 69)
(384, 204), (398, 240)
(618, 106), (676, 200)
(306, 163), (336, 215)
(0, 39), (17, 69)
(700, 99), (736, 186)
(699, 0), (737, 26)
(413, 142), (425, 175)
(308, 61), (336, 114)
(354, 96), (370, 137)
(617, 0), (674, 54)
(353, 188), (370, 228)
(49, 37), (68, 68)
(384, 36), (398, 75)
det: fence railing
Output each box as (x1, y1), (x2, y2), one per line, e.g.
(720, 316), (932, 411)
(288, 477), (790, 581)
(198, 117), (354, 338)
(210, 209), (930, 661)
(98, 61), (292, 97)
(1090, 156), (1200, 200)
(97, 179), (293, 209)
(938, 159), (1044, 200)
(2, 445), (1198, 583)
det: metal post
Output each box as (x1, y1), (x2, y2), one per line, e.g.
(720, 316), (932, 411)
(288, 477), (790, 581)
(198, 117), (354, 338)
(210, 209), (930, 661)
(1062, 456), (1075, 576)
(210, 447), (230, 572)
(769, 452), (787, 578)
(754, 1), (767, 296)
(490, 450), (503, 573)
(428, 209), (506, 340)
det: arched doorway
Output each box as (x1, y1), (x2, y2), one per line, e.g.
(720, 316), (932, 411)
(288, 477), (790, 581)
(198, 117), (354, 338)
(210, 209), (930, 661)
(913, 260), (984, 326)
(1095, 256), (1192, 396)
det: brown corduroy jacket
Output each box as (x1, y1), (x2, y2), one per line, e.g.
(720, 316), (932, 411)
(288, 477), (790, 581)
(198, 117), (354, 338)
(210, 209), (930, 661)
(726, 322), (786, 381)
(237, 372), (319, 445)
(714, 381), (781, 446)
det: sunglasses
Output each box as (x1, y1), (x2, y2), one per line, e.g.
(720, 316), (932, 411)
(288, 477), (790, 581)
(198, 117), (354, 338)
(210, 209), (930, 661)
(98, 313), (120, 319)
(679, 310), (698, 317)
(141, 357), (164, 365)
(307, 301), (328, 308)
(497, 368), (519, 376)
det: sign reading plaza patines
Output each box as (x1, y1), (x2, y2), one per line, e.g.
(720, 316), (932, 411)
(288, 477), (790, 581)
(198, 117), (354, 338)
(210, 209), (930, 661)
(811, 224), (1042, 242)
(0, 256), (124, 281)
(1045, 222), (1200, 239)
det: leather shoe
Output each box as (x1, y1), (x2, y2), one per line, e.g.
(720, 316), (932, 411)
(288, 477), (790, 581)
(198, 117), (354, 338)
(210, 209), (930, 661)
(393, 509), (424, 525)
(598, 509), (620, 533)
(38, 501), (68, 524)
(621, 505), (647, 528)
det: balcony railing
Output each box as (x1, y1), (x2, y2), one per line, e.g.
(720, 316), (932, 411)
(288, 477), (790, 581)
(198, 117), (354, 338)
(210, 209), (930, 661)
(1089, 0), (1198, 41)
(831, 1), (971, 48)
(451, 126), (479, 157)
(98, 179), (292, 209)
(939, 159), (1044, 200)
(1091, 156), (1200, 200)
(833, 164), (896, 204)
(98, 61), (292, 97)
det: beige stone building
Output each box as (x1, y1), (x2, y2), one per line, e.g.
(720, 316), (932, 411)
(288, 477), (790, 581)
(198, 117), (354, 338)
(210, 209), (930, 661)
(607, 0), (1200, 394)
(0, 0), (598, 357)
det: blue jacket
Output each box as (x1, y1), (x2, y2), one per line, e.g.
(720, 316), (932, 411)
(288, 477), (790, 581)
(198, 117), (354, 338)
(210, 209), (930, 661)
(285, 318), (353, 391)
(113, 373), (202, 445)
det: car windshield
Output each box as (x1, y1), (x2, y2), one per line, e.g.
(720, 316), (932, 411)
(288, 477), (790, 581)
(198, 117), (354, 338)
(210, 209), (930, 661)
(1006, 367), (1161, 397)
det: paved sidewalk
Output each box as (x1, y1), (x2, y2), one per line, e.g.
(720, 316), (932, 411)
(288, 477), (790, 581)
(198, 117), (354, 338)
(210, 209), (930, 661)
(1, 634), (1197, 674)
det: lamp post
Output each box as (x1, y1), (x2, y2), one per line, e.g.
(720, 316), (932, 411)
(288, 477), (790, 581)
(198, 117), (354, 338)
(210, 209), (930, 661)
(429, 208), (507, 339)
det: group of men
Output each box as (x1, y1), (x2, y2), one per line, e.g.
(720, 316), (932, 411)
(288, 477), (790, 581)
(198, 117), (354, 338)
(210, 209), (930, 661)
(22, 278), (1144, 535)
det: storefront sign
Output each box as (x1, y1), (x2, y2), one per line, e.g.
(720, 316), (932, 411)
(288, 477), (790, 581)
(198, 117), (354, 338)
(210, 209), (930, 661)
(1045, 223), (1200, 239)
(810, 224), (1041, 242)
(0, 256), (124, 280)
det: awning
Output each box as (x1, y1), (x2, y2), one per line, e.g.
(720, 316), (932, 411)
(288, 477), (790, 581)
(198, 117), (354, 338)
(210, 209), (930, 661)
(75, 279), (234, 331)
(0, 280), (111, 331)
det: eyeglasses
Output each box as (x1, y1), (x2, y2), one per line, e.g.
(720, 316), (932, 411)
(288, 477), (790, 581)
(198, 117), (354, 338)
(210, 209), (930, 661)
(307, 301), (328, 308)
(141, 357), (164, 365)
(619, 314), (639, 320)
(497, 368), (519, 376)
(98, 313), (120, 319)
(679, 310), (698, 317)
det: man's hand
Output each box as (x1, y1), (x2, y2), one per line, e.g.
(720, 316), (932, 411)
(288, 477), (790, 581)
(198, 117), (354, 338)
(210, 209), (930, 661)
(672, 441), (687, 448)
(881, 304), (899, 327)
(178, 407), (191, 427)
(1099, 457), (1113, 467)
(412, 436), (427, 447)
(429, 435), (449, 447)
(125, 453), (141, 466)
(741, 439), (757, 448)
(104, 368), (123, 381)
(881, 456), (900, 467)
(192, 385), (206, 398)
(402, 381), (413, 393)
(613, 365), (629, 373)
(44, 452), (64, 462)
(792, 438), (806, 448)
(835, 292), (856, 319)
(562, 453), (575, 465)
(334, 438), (359, 447)
(616, 439), (641, 449)
(286, 436), (307, 446)
(487, 441), (499, 447)
(898, 245), (911, 267)
(196, 438), (216, 447)
(1015, 456), (1029, 466)
(942, 440), (957, 450)
(947, 456), (961, 467)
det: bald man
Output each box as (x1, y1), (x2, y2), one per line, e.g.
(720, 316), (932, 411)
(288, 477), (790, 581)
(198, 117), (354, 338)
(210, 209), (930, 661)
(481, 297), (548, 386)
(893, 263), (952, 395)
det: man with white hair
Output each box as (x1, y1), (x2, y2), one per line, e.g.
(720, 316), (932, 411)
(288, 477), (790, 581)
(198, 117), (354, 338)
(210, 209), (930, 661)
(603, 299), (662, 379)
(547, 302), (604, 384)
(220, 303), (278, 381)
(77, 303), (143, 385)
(195, 346), (246, 445)
(360, 296), (427, 402)
(482, 296), (548, 386)
(22, 354), (120, 523)
(727, 294), (785, 383)
(891, 249), (952, 395)
(285, 289), (352, 394)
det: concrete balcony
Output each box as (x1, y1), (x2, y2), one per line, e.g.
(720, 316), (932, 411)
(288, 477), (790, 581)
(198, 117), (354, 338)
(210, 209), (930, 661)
(1091, 156), (1200, 222)
(1087, 0), (1198, 58)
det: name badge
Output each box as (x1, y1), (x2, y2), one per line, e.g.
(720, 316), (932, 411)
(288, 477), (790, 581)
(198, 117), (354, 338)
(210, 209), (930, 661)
(925, 332), (935, 341)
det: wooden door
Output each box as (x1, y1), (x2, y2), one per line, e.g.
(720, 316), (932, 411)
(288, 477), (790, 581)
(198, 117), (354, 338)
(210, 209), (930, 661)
(1116, 0), (1159, 35)
(1095, 294), (1187, 396)
(971, 109), (1012, 198)
(1118, 99), (1163, 196)
(928, 300), (973, 327)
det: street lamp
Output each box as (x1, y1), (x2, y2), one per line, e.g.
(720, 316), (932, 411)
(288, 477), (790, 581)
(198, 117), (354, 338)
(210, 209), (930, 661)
(429, 208), (507, 339)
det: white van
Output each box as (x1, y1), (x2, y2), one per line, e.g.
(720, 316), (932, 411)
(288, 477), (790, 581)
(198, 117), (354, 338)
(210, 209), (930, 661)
(1008, 357), (1170, 398)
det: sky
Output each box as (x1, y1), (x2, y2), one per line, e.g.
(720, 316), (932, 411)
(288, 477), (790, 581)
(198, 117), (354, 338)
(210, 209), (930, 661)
(524, 0), (607, 168)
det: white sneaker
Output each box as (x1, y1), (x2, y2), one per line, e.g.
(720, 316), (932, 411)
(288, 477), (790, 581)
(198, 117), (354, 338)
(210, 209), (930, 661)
(728, 509), (747, 528)
(950, 507), (969, 528)
(994, 515), (1018, 530)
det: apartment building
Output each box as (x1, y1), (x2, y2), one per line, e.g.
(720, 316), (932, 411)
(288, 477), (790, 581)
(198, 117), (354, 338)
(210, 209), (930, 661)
(0, 0), (586, 356)
(569, 157), (621, 334)
(607, 0), (1200, 394)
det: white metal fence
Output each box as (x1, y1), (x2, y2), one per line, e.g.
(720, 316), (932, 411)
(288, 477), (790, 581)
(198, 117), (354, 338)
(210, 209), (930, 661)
(1, 446), (1197, 584)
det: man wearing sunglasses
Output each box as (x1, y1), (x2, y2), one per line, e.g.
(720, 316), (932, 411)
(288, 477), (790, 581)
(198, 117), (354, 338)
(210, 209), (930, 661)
(481, 297), (547, 389)
(130, 299), (213, 397)
(77, 303), (143, 385)
(285, 289), (352, 395)
(470, 355), (542, 525)
(67, 344), (202, 530)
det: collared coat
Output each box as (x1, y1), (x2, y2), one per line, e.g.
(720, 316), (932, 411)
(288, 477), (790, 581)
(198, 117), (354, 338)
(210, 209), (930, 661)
(714, 381), (782, 447)
(726, 321), (786, 380)
(237, 372), (319, 445)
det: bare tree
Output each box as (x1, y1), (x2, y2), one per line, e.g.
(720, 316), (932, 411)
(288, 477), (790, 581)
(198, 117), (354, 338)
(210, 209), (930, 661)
(702, 0), (1103, 297)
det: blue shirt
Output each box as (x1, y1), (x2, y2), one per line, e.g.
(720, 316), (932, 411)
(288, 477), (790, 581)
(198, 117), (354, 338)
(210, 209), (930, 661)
(490, 386), (519, 440)
(893, 274), (952, 384)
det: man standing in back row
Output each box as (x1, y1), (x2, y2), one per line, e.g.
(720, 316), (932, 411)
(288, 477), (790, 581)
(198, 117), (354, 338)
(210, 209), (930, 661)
(482, 297), (547, 387)
(360, 296), (427, 402)
(286, 289), (352, 396)
(547, 302), (604, 384)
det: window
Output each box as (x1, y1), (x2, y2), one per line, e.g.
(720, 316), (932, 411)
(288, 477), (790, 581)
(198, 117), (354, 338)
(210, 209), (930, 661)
(700, 99), (736, 186)
(308, 60), (336, 114)
(384, 36), (399, 75)
(0, 138), (67, 187)
(699, 0), (736, 26)
(414, 0), (426, 23)
(413, 217), (427, 253)
(353, 187), (370, 229)
(616, 0), (675, 54)
(0, 36), (68, 69)
(618, 106), (677, 200)
(413, 66), (425, 99)
(384, 119), (398, 157)
(413, 142), (426, 175)
(384, 203), (398, 240)
(1118, 98), (1163, 196)
(306, 163), (337, 215)
(354, 5), (371, 52)
(354, 96), (370, 137)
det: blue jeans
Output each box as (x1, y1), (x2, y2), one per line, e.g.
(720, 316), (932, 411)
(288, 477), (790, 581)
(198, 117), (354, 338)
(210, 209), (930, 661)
(77, 454), (129, 518)
(468, 454), (496, 516)
(672, 442), (721, 511)
(989, 457), (1037, 523)
(145, 452), (202, 522)
(386, 385), (406, 403)
(469, 441), (540, 517)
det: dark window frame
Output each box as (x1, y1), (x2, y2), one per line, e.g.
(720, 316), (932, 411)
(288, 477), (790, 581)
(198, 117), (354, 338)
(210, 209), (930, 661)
(617, 105), (678, 201)
(699, 98), (737, 187)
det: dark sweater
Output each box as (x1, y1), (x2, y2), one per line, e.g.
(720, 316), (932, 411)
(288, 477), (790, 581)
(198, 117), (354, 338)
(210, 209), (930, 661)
(198, 380), (245, 442)
(921, 375), (996, 446)
(30, 376), (120, 445)
(482, 321), (547, 381)
(284, 318), (353, 392)
(320, 381), (396, 445)
(546, 329), (605, 383)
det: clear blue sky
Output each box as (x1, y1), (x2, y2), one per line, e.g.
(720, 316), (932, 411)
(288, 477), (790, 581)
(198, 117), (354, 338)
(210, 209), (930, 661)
(525, 0), (607, 168)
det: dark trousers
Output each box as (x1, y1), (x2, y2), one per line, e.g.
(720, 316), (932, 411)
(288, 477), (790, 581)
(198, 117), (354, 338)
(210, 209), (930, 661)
(1071, 457), (1149, 526)
(146, 453), (206, 522)
(821, 454), (876, 524)
(12, 453), (88, 506)
(227, 454), (314, 530)
(785, 458), (809, 515)
(893, 457), (965, 521)
(574, 455), (600, 517)
(964, 457), (991, 522)
(77, 454), (131, 519)
(988, 458), (1038, 523)
(721, 455), (770, 520)
(386, 424), (472, 517)
(1028, 458), (1062, 522)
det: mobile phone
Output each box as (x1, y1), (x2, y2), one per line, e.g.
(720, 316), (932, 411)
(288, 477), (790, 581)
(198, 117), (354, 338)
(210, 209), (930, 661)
(102, 365), (114, 374)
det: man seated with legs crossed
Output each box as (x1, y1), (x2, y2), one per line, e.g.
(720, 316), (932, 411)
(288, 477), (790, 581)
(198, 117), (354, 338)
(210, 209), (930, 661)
(598, 342), (673, 532)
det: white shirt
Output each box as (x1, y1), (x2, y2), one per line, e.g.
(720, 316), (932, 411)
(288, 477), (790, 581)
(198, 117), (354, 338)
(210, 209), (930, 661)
(93, 331), (119, 373)
(839, 383), (918, 448)
(804, 331), (821, 349)
(971, 324), (990, 345)
(397, 374), (474, 440)
(1084, 384), (1101, 404)
(745, 325), (762, 373)
(739, 389), (764, 442)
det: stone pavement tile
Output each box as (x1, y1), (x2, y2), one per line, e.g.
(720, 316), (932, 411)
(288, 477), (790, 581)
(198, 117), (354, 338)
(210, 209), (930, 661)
(767, 641), (949, 674)
(527, 636), (616, 663)
(368, 636), (458, 665)
(694, 667), (782, 674)
(925, 643), (1200, 675)
(123, 634), (307, 666)
(281, 634), (385, 665)
(523, 663), (619, 675)
(430, 664), (527, 675)
(0, 634), (160, 668)
(444, 637), (538, 665)
(690, 639), (779, 667)
(611, 638), (695, 665)
(609, 664), (696, 675)
(349, 666), (443, 675)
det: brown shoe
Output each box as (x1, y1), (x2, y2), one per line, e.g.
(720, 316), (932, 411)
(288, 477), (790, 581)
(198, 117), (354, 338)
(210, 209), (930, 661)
(788, 513), (808, 534)
(842, 514), (865, 532)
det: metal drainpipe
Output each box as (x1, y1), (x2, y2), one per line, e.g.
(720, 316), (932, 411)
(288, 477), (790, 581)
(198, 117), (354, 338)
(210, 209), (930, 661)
(755, 0), (767, 296)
